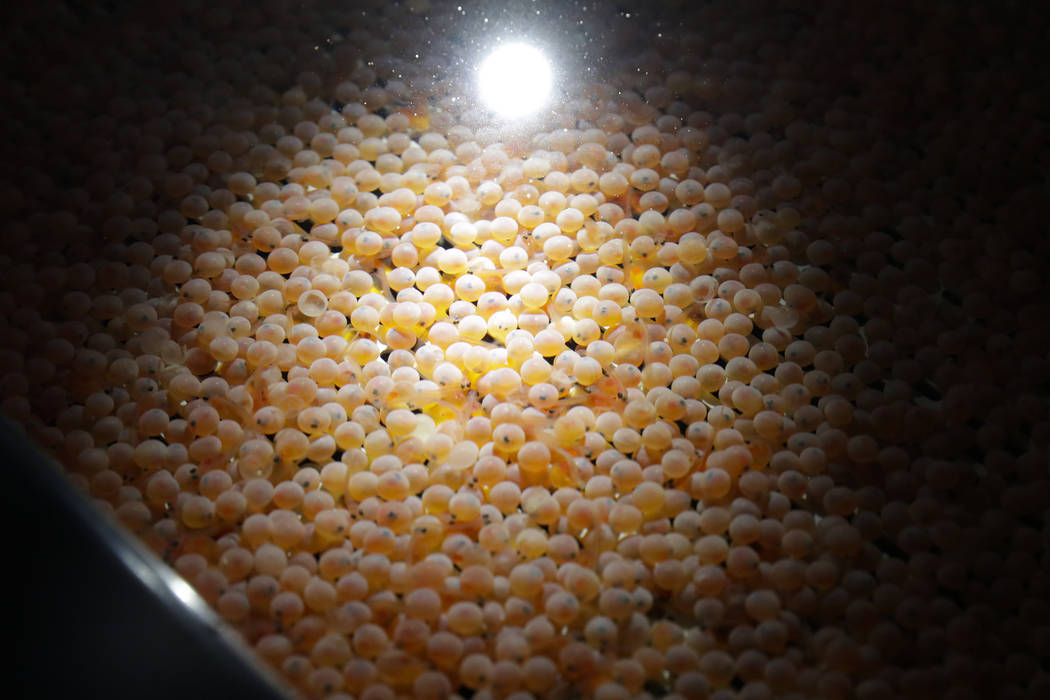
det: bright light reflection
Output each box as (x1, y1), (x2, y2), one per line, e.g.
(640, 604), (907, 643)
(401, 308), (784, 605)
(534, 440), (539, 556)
(170, 576), (202, 608)
(477, 42), (552, 119)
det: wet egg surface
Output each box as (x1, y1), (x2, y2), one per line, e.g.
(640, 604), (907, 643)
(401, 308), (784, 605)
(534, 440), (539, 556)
(2, 0), (1049, 699)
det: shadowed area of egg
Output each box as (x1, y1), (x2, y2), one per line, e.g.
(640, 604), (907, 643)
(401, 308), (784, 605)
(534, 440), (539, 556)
(2, 0), (1049, 699)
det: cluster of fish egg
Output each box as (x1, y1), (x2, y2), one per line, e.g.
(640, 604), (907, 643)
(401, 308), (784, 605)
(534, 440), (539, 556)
(3, 0), (1050, 699)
